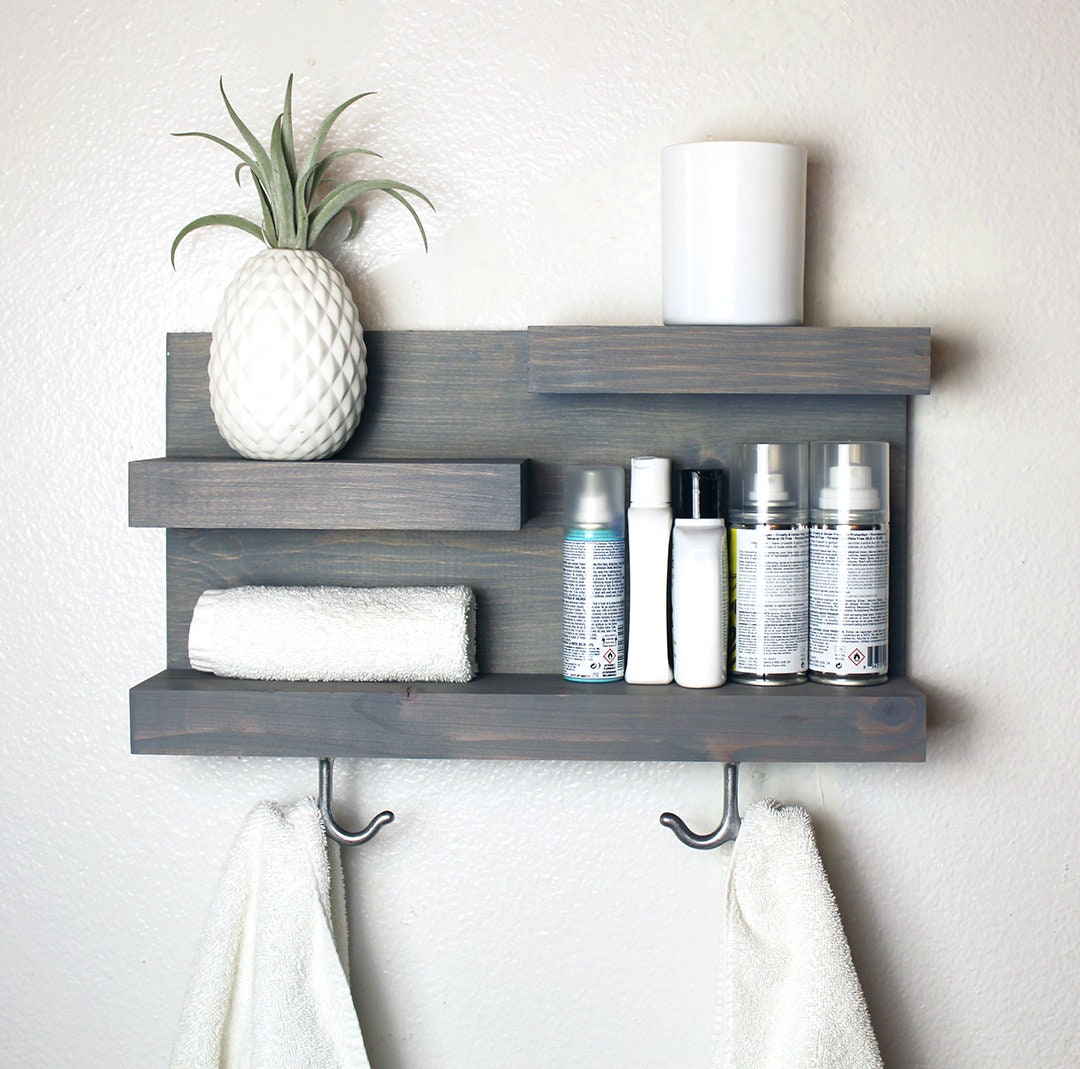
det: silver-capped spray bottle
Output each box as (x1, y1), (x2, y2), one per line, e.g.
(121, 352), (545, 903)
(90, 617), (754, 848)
(808, 442), (890, 685)
(562, 465), (626, 682)
(728, 442), (809, 685)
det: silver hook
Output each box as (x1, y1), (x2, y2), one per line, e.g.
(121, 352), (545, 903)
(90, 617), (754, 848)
(318, 758), (395, 846)
(660, 763), (741, 849)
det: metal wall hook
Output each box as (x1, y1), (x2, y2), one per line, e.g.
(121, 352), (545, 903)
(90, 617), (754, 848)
(660, 762), (741, 849)
(318, 758), (395, 846)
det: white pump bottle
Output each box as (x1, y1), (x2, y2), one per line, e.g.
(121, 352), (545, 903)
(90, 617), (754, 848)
(625, 456), (674, 685)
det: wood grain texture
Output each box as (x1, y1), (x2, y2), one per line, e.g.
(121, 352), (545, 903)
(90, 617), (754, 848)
(156, 331), (912, 676)
(131, 670), (926, 762)
(527, 326), (931, 394)
(129, 458), (528, 530)
(132, 329), (928, 761)
(164, 525), (562, 673)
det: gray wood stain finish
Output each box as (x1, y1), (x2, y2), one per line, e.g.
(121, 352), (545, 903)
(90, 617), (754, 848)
(130, 329), (928, 761)
(527, 326), (931, 394)
(131, 671), (924, 762)
(129, 458), (528, 530)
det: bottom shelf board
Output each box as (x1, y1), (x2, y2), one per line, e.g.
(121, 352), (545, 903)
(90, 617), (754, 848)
(130, 671), (926, 762)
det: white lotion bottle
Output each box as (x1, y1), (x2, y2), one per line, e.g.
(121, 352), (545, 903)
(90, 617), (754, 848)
(625, 456), (674, 685)
(671, 468), (728, 688)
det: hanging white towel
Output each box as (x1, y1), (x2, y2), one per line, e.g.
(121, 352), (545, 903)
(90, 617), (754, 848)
(169, 798), (372, 1069)
(720, 800), (883, 1069)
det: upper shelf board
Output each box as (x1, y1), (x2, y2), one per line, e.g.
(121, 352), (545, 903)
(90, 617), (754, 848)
(527, 325), (931, 395)
(129, 458), (529, 530)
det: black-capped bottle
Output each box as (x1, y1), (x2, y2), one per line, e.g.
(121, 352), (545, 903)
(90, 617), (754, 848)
(671, 468), (728, 688)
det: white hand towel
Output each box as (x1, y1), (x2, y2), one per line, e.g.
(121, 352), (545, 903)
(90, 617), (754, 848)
(169, 798), (372, 1069)
(720, 800), (883, 1069)
(188, 584), (477, 683)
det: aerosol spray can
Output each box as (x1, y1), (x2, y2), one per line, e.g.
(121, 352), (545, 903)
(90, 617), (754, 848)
(728, 442), (808, 685)
(809, 442), (889, 685)
(562, 465), (626, 682)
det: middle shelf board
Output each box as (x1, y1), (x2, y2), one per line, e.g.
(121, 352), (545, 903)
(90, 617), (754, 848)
(129, 458), (529, 530)
(130, 670), (926, 762)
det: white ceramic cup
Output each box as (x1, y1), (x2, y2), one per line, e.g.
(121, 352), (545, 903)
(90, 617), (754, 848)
(662, 141), (807, 325)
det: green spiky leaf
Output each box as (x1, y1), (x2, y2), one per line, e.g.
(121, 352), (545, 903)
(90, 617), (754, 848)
(268, 114), (299, 247)
(170, 214), (267, 267)
(341, 205), (361, 241)
(298, 147), (383, 206)
(217, 79), (275, 186)
(171, 77), (433, 266)
(280, 75), (297, 184)
(173, 130), (256, 171)
(308, 178), (434, 248)
(297, 92), (375, 182)
(379, 187), (431, 252)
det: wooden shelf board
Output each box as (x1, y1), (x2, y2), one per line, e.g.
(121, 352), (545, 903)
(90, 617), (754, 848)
(129, 458), (529, 530)
(130, 670), (926, 762)
(527, 325), (931, 395)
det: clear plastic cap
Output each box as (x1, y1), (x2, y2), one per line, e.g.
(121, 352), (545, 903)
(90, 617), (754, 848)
(729, 442), (808, 522)
(629, 456), (672, 506)
(811, 441), (889, 522)
(564, 465), (626, 533)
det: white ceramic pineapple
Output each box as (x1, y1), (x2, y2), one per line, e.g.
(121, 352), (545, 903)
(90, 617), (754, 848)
(210, 249), (366, 460)
(172, 77), (431, 461)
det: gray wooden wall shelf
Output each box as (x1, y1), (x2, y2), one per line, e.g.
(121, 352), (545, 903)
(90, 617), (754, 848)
(129, 327), (930, 762)
(527, 326), (931, 394)
(131, 672), (924, 762)
(129, 458), (528, 530)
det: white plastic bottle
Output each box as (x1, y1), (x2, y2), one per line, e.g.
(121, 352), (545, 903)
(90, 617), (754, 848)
(671, 469), (728, 688)
(625, 456), (674, 685)
(809, 442), (890, 685)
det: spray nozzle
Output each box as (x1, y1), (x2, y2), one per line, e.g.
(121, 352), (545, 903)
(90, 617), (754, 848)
(813, 442), (887, 515)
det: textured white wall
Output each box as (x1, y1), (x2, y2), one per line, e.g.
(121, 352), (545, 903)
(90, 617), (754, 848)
(1, 1), (1077, 1066)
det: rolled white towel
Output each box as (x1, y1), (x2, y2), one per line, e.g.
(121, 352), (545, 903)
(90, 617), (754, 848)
(188, 585), (477, 683)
